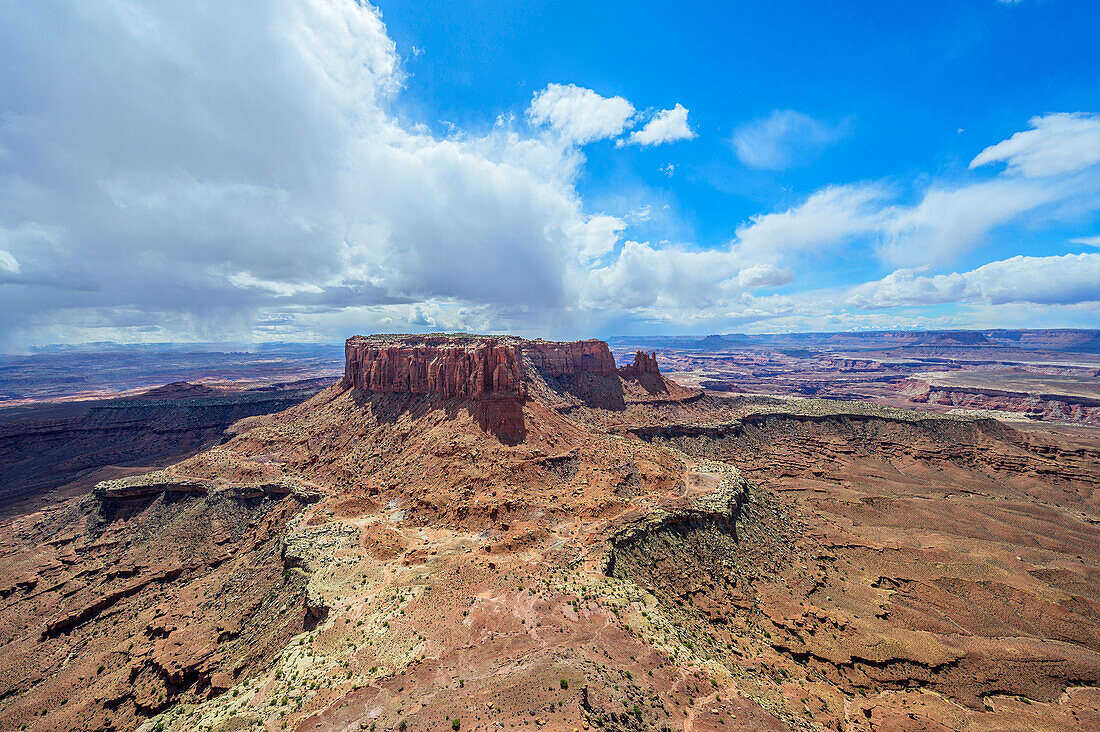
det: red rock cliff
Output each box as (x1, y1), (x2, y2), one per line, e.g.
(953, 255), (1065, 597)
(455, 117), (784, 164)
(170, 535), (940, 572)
(343, 335), (627, 400)
(344, 336), (526, 400)
(618, 351), (660, 379)
(523, 339), (617, 378)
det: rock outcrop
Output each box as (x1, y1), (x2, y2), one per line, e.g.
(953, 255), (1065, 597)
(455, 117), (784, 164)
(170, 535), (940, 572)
(524, 339), (617, 378)
(0, 382), (324, 518)
(901, 378), (1100, 424)
(5, 330), (1100, 732)
(342, 335), (697, 442)
(617, 350), (659, 380)
(343, 335), (625, 400)
(343, 335), (526, 400)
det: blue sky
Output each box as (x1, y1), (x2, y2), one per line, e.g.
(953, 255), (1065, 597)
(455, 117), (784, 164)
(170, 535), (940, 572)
(383, 0), (1096, 231)
(1, 0), (1099, 347)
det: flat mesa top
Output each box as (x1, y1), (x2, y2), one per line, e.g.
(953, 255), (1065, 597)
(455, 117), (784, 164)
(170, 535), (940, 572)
(345, 334), (606, 349)
(347, 333), (515, 345)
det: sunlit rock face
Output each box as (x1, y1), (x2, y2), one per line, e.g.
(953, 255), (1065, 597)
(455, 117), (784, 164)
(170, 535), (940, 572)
(342, 334), (623, 400)
(343, 335), (526, 400)
(523, 339), (618, 378)
(618, 350), (660, 379)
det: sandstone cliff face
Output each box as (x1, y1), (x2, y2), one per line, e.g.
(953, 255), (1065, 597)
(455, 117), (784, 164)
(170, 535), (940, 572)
(342, 336), (692, 437)
(617, 350), (659, 380)
(0, 384), (323, 518)
(901, 378), (1100, 424)
(344, 336), (526, 400)
(343, 335), (631, 444)
(343, 336), (623, 400)
(524, 339), (617, 378)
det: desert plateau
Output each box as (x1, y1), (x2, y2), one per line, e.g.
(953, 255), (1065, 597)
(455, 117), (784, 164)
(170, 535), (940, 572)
(1, 332), (1097, 731)
(4, 1), (1100, 729)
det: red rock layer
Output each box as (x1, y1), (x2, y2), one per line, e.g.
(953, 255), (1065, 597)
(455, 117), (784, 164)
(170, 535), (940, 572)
(523, 339), (618, 378)
(617, 351), (660, 379)
(901, 378), (1100, 424)
(344, 337), (525, 400)
(343, 336), (624, 400)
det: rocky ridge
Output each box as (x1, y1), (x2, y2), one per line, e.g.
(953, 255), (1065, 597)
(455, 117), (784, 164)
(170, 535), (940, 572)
(901, 377), (1100, 423)
(0, 381), (326, 519)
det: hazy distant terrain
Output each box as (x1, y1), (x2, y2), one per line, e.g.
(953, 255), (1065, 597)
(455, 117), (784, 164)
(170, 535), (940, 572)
(6, 330), (1099, 424)
(0, 343), (343, 404)
(611, 329), (1100, 426)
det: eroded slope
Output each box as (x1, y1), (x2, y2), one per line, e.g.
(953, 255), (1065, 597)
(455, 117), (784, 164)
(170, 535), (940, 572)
(1, 336), (1097, 732)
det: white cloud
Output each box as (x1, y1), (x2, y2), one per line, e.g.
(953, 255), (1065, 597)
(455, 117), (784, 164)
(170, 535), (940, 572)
(584, 240), (739, 311)
(622, 104), (695, 147)
(0, 2), (711, 347)
(0, 1), (622, 346)
(581, 239), (794, 320)
(0, 250), (19, 274)
(879, 178), (1061, 267)
(970, 113), (1100, 177)
(735, 138), (1100, 270)
(847, 253), (1100, 308)
(527, 83), (635, 144)
(1, 4), (1098, 346)
(728, 138), (1099, 271)
(736, 263), (793, 288)
(732, 110), (843, 170)
(735, 184), (891, 257)
(1072, 235), (1100, 247)
(569, 214), (626, 263)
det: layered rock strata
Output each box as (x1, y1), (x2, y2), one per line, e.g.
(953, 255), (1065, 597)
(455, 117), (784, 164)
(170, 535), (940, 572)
(524, 339), (617, 378)
(343, 335), (626, 400)
(343, 336), (525, 400)
(617, 350), (660, 380)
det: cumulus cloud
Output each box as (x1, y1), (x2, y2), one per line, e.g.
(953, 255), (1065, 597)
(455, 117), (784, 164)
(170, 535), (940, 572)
(527, 83), (635, 144)
(583, 239), (791, 316)
(970, 113), (1100, 177)
(575, 222), (811, 329)
(732, 110), (844, 170)
(569, 214), (626, 262)
(847, 253), (1100, 308)
(622, 104), (695, 147)
(735, 184), (891, 258)
(0, 250), (19, 275)
(878, 178), (1061, 267)
(736, 263), (794, 288)
(0, 1), (631, 346)
(729, 136), (1099, 270)
(2, 2), (1099, 346)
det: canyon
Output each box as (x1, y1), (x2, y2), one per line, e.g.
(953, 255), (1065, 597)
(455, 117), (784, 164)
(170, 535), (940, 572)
(0, 333), (1096, 731)
(615, 330), (1100, 426)
(0, 380), (328, 519)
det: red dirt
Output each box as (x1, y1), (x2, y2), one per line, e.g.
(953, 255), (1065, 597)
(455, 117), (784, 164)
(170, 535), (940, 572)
(0, 334), (1097, 732)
